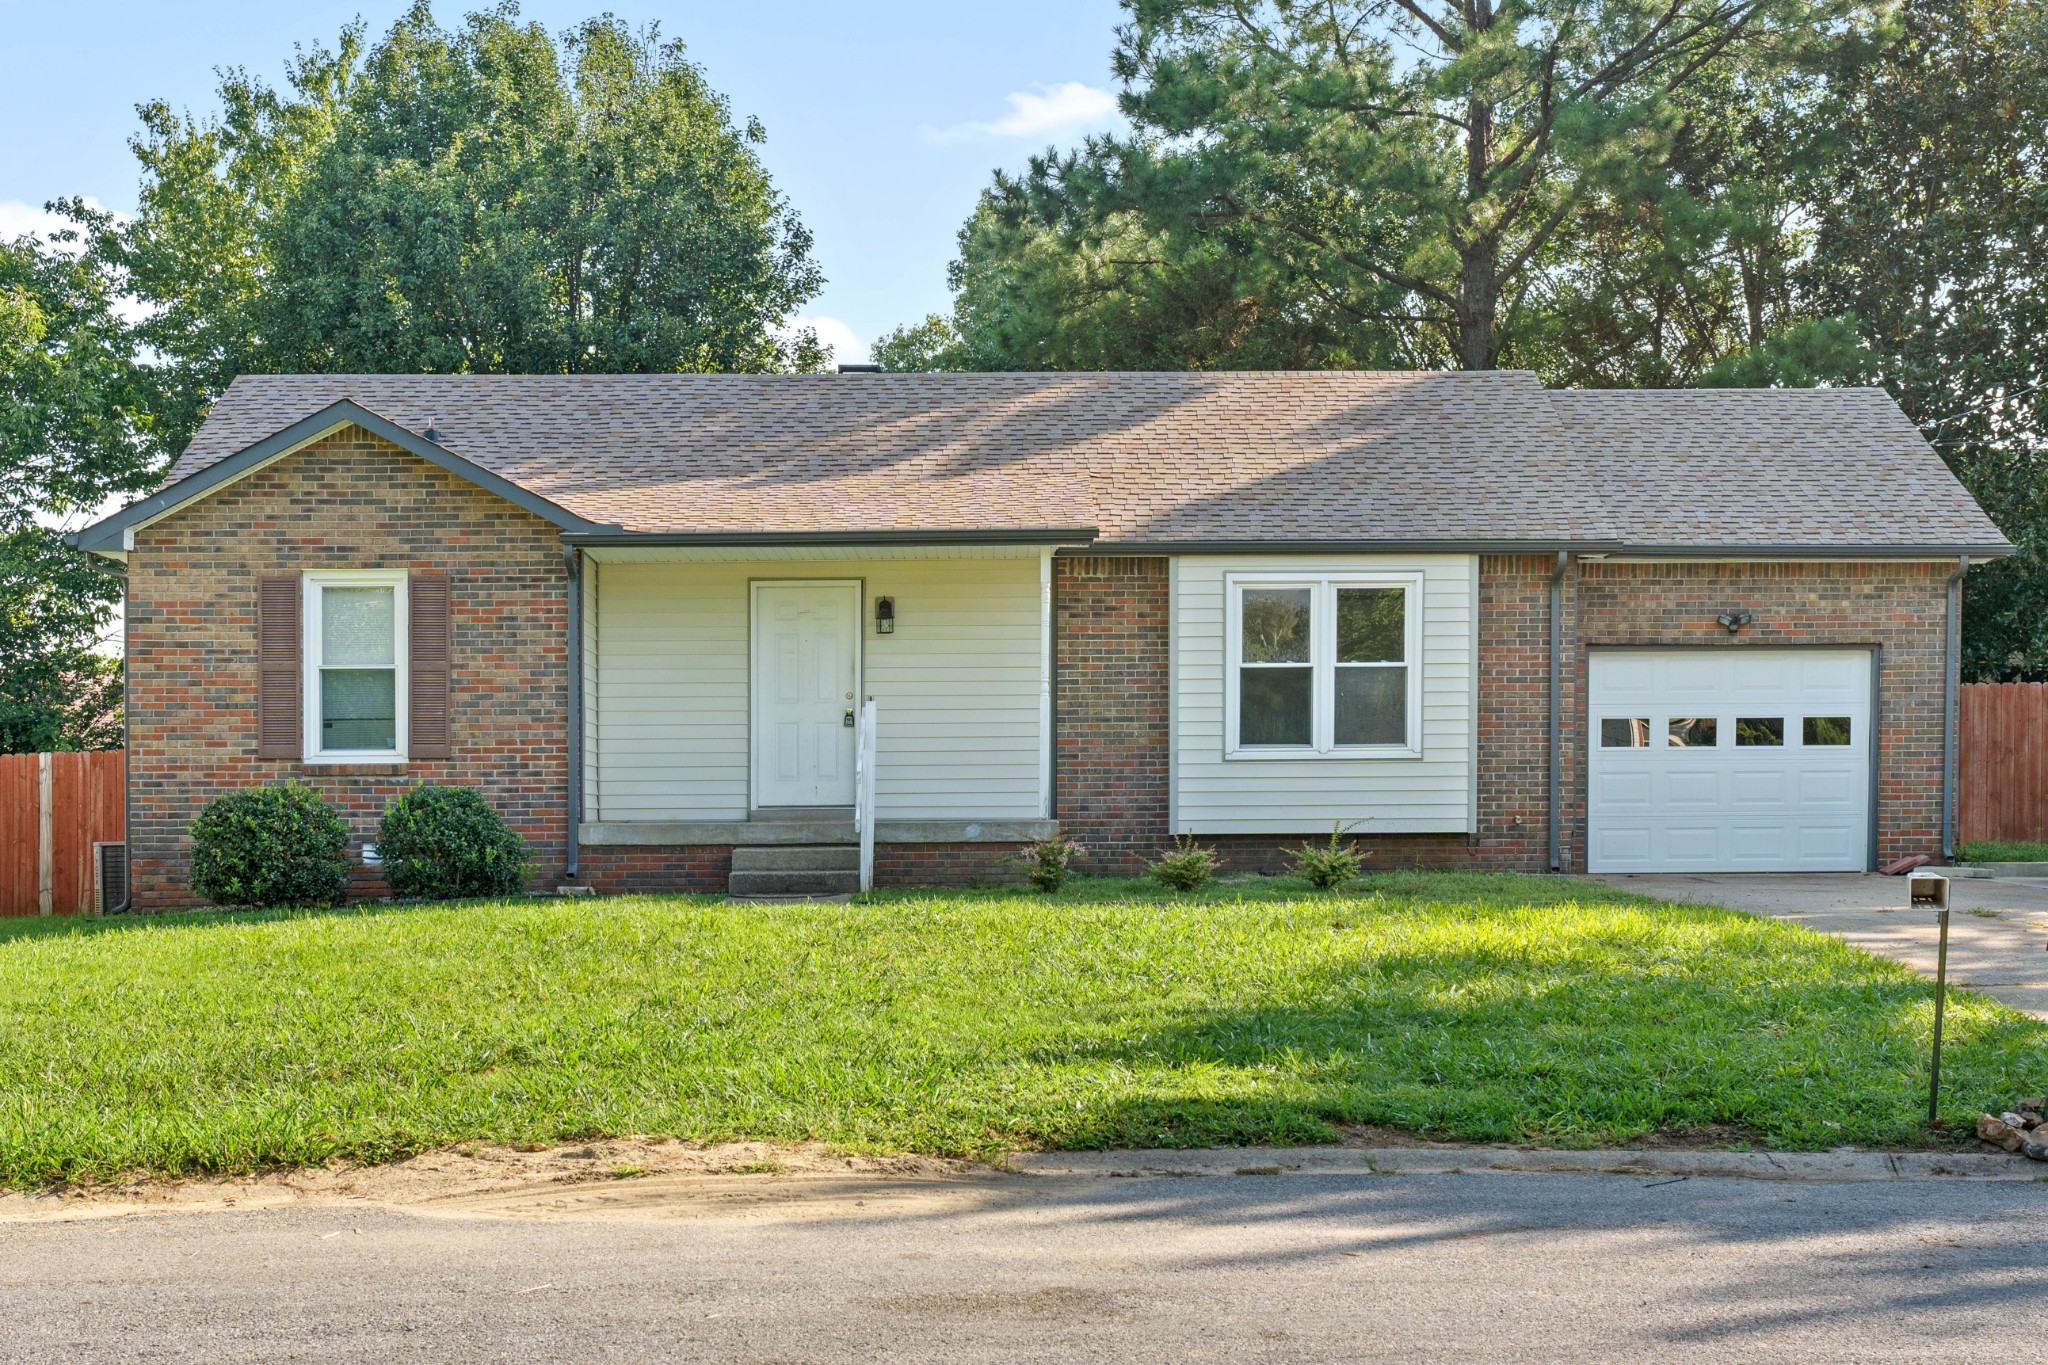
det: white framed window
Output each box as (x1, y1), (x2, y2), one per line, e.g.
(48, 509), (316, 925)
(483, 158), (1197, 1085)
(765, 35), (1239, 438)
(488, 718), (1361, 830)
(303, 570), (408, 762)
(1224, 572), (1422, 758)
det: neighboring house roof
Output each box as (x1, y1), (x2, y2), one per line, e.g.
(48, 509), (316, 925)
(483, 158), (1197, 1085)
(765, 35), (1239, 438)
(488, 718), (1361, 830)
(91, 370), (2012, 557)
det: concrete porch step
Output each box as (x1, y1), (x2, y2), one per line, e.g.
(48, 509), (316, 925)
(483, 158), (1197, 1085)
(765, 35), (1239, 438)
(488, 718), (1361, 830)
(728, 868), (861, 897)
(731, 845), (859, 873)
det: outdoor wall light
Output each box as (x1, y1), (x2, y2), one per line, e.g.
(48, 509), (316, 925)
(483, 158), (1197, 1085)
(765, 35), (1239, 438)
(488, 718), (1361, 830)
(1717, 610), (1754, 635)
(875, 596), (896, 634)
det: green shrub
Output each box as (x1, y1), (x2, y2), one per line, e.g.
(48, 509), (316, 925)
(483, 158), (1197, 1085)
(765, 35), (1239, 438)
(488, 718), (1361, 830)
(377, 783), (531, 900)
(1009, 834), (1083, 893)
(1289, 824), (1369, 891)
(1149, 835), (1219, 892)
(188, 781), (354, 908)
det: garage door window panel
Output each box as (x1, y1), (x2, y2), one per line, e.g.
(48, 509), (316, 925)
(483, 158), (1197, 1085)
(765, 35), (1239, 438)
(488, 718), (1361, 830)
(1804, 716), (1853, 746)
(1735, 718), (1785, 747)
(1601, 718), (1651, 748)
(1668, 717), (1718, 748)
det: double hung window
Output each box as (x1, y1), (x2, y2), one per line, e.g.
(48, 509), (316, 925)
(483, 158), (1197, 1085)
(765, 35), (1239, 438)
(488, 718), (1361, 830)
(1228, 575), (1419, 756)
(304, 571), (408, 760)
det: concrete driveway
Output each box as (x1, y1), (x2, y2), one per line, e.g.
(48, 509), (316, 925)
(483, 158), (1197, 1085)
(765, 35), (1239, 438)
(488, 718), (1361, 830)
(1594, 872), (2048, 1018)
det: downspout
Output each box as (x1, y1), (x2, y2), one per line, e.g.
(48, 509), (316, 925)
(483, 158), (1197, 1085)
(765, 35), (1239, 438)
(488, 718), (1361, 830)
(112, 569), (133, 912)
(564, 545), (583, 881)
(1943, 555), (1968, 862)
(1548, 551), (1570, 873)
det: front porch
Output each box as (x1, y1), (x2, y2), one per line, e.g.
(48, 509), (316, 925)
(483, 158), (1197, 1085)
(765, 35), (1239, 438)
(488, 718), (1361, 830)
(572, 542), (1068, 892)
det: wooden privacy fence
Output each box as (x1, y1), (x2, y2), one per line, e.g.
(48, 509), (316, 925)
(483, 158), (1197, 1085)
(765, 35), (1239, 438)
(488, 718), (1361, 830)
(0, 752), (124, 916)
(1959, 684), (2048, 846)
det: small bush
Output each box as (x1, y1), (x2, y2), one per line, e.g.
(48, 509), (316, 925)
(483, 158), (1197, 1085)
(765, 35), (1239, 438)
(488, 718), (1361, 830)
(1149, 835), (1219, 892)
(188, 781), (353, 908)
(377, 783), (532, 900)
(1289, 824), (1370, 891)
(1009, 834), (1084, 893)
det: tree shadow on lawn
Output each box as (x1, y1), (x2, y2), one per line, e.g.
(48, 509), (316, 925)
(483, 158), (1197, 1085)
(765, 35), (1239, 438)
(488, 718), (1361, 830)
(1018, 934), (2048, 1154)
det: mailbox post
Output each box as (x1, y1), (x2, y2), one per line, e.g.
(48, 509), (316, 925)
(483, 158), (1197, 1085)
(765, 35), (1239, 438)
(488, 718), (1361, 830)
(1910, 872), (1951, 1125)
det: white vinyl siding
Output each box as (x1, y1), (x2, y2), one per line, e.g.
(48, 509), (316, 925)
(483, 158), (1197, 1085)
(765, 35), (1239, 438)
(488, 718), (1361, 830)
(590, 557), (1045, 821)
(581, 557), (600, 818)
(1174, 554), (1477, 835)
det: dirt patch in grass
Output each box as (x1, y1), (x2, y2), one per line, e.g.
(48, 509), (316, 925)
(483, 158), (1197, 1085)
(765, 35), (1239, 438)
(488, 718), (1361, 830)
(1333, 1121), (1796, 1152)
(1332, 1123), (1454, 1148)
(1628, 1123), (1776, 1151)
(0, 1139), (988, 1225)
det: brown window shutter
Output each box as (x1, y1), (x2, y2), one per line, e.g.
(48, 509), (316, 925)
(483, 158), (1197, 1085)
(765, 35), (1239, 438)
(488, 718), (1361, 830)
(409, 570), (452, 759)
(257, 573), (302, 759)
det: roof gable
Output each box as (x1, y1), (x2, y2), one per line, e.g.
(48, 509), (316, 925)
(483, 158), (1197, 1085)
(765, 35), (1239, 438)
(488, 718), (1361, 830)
(72, 398), (613, 556)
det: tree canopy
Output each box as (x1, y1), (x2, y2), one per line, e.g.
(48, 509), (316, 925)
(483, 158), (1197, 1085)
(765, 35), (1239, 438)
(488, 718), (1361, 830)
(0, 227), (159, 751)
(1795, 0), (2048, 678)
(78, 2), (827, 452)
(882, 0), (1875, 375)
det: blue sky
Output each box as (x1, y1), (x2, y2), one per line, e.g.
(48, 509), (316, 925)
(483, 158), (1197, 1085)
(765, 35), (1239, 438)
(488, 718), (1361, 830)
(0, 0), (1131, 362)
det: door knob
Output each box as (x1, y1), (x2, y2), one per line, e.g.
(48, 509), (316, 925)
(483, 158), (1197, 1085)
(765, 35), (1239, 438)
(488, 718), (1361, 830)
(843, 708), (855, 727)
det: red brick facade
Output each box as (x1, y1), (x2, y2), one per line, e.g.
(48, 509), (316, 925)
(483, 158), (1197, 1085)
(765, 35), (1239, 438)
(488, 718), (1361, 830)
(1046, 553), (1952, 875)
(122, 429), (1957, 905)
(1052, 556), (1172, 870)
(126, 429), (573, 909)
(1572, 559), (1948, 867)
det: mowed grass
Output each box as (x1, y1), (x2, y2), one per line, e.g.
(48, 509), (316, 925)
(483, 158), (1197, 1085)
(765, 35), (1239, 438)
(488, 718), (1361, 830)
(1, 872), (2043, 1186)
(1958, 839), (2048, 863)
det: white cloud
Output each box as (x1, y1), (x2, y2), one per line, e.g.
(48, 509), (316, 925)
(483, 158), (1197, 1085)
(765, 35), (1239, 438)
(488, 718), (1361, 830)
(781, 315), (867, 366)
(0, 197), (121, 251)
(923, 82), (1121, 145)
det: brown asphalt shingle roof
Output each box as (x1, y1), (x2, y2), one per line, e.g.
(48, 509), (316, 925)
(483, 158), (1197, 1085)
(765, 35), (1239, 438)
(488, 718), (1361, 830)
(167, 370), (2012, 553)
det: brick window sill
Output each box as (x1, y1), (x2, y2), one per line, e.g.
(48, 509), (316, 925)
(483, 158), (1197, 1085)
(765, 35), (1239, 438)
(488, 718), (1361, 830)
(300, 763), (410, 777)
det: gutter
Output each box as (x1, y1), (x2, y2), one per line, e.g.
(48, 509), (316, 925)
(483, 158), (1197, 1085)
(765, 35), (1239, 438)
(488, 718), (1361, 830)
(1943, 555), (1969, 861)
(1081, 538), (1629, 557)
(1595, 543), (2016, 561)
(1549, 551), (1571, 873)
(564, 545), (584, 881)
(561, 527), (1099, 549)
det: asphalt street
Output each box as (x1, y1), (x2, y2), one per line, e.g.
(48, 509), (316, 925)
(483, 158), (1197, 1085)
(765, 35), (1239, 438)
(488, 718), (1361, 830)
(5, 1165), (2044, 1363)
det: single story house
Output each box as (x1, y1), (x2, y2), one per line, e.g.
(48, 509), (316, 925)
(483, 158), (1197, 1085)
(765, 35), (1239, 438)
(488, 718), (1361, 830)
(73, 370), (2012, 907)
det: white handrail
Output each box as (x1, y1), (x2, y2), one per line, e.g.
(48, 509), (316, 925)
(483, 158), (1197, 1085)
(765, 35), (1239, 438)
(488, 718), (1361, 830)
(854, 699), (877, 893)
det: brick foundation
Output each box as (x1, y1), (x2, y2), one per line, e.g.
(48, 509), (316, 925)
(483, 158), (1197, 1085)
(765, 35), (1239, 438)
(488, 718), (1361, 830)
(874, 843), (1028, 888)
(576, 847), (731, 896)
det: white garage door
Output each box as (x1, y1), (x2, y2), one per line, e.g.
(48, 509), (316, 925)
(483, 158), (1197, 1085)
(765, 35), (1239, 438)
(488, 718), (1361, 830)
(1587, 649), (1872, 873)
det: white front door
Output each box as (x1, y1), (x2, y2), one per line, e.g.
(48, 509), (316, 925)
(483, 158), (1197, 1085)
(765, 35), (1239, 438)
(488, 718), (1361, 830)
(1587, 648), (1873, 873)
(751, 581), (860, 808)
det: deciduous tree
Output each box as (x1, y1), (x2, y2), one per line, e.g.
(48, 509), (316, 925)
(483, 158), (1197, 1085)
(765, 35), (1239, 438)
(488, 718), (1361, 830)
(80, 3), (826, 451)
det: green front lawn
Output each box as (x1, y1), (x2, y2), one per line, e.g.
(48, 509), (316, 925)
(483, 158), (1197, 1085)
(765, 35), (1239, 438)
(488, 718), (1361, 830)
(1957, 840), (2048, 863)
(1, 872), (2041, 1186)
